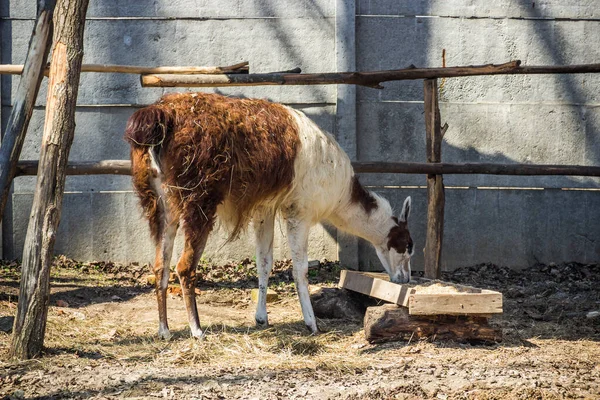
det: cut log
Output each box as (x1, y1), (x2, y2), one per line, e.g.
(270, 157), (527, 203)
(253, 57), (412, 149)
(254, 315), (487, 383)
(364, 304), (502, 344)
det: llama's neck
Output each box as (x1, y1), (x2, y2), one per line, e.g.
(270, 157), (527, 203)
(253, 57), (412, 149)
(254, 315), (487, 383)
(329, 194), (395, 248)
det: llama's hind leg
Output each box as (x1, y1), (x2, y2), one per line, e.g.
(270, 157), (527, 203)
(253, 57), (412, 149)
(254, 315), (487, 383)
(176, 227), (210, 339)
(253, 209), (275, 327)
(154, 221), (178, 340)
(286, 217), (319, 334)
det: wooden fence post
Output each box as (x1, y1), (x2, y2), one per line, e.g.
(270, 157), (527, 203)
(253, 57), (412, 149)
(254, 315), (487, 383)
(10, 0), (90, 359)
(0, 0), (55, 224)
(423, 79), (445, 279)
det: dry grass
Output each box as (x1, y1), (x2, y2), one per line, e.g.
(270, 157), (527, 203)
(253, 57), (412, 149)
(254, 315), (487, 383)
(1, 259), (598, 399)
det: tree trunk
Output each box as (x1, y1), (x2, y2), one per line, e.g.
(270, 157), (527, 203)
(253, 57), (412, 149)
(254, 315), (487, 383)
(0, 0), (55, 224)
(10, 0), (90, 360)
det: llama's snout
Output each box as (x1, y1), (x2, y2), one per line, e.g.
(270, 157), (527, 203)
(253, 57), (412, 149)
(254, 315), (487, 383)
(390, 267), (411, 284)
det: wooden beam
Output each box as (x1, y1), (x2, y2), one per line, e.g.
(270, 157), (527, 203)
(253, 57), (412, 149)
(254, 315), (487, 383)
(11, 160), (600, 177)
(0, 0), (55, 225)
(10, 0), (90, 360)
(140, 61), (600, 88)
(339, 271), (503, 315)
(0, 61), (250, 76)
(339, 270), (415, 307)
(364, 304), (502, 344)
(423, 79), (444, 280)
(409, 293), (503, 316)
(352, 161), (600, 176)
(15, 160), (132, 176)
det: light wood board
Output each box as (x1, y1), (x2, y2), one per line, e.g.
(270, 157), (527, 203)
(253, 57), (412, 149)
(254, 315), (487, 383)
(339, 270), (502, 316)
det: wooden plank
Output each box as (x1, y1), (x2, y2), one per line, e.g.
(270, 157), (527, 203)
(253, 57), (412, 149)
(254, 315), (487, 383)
(339, 271), (503, 315)
(409, 293), (503, 316)
(339, 270), (415, 306)
(423, 78), (445, 279)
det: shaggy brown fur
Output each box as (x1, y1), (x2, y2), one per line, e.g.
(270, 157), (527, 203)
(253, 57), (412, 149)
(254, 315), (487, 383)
(350, 176), (378, 214)
(125, 92), (300, 245)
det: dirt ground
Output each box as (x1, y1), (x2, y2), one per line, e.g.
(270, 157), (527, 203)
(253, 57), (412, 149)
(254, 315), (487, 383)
(0, 257), (598, 399)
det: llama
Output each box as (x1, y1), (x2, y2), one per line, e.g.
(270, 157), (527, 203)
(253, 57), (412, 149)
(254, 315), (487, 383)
(124, 92), (413, 339)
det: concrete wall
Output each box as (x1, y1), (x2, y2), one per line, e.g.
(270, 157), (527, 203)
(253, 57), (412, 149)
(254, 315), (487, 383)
(1, 0), (598, 270)
(0, 0), (339, 265)
(353, 1), (600, 270)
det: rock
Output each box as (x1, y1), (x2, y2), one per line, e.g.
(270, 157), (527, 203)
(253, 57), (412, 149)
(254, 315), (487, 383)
(56, 299), (69, 307)
(250, 288), (279, 303)
(586, 311), (600, 319)
(309, 287), (375, 321)
(0, 316), (15, 333)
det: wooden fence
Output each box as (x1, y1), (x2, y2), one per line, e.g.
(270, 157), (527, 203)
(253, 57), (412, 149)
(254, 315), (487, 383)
(4, 60), (600, 280)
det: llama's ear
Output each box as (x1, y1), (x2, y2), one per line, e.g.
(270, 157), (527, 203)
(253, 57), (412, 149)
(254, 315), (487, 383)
(399, 196), (411, 222)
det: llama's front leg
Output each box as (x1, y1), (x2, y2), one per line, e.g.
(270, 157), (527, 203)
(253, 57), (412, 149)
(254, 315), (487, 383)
(176, 230), (209, 339)
(254, 211), (275, 327)
(286, 218), (319, 334)
(154, 222), (178, 340)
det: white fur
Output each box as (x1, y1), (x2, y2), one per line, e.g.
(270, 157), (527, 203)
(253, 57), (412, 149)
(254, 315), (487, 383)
(249, 108), (412, 333)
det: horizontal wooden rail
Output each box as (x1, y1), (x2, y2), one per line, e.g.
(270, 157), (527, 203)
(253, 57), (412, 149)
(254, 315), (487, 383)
(16, 160), (131, 176)
(353, 162), (600, 176)
(0, 61), (249, 76)
(141, 61), (600, 88)
(14, 160), (600, 177)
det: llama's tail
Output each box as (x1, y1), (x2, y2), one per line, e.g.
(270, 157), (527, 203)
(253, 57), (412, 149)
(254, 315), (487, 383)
(124, 106), (174, 243)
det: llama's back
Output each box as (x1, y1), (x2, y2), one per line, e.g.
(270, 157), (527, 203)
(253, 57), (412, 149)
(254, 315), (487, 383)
(283, 108), (354, 224)
(125, 92), (354, 239)
(151, 93), (301, 238)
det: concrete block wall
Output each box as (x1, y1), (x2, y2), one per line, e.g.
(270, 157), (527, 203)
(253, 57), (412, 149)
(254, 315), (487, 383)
(354, 1), (600, 270)
(0, 0), (598, 270)
(0, 0), (339, 265)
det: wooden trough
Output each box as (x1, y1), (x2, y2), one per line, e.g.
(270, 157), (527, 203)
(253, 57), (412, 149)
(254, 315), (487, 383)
(338, 270), (503, 343)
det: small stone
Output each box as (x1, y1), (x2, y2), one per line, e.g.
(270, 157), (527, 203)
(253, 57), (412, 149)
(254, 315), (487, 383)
(251, 288), (279, 303)
(56, 300), (69, 308)
(13, 390), (25, 399)
(586, 311), (600, 319)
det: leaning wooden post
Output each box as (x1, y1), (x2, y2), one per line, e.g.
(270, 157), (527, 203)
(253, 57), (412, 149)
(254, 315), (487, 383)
(423, 79), (445, 279)
(10, 0), (90, 359)
(0, 0), (55, 223)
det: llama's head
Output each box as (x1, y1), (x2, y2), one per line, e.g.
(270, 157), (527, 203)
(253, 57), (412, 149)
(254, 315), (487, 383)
(375, 196), (413, 284)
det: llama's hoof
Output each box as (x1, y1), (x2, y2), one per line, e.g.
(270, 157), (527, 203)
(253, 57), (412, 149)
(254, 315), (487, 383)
(158, 328), (172, 340)
(255, 317), (269, 328)
(191, 328), (205, 340)
(306, 324), (321, 335)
